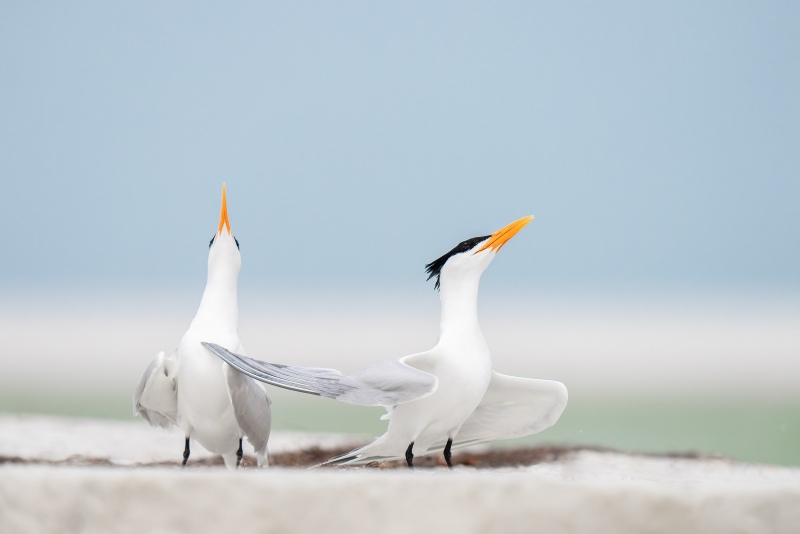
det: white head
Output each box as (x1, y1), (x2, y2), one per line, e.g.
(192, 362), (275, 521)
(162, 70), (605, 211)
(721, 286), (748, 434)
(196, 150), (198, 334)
(425, 216), (534, 292)
(207, 183), (242, 282)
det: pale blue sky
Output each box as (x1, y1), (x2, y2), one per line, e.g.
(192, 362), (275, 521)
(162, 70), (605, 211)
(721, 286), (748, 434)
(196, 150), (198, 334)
(1, 2), (798, 295)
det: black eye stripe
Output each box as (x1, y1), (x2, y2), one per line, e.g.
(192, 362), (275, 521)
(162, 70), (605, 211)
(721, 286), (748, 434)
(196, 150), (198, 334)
(234, 236), (240, 250)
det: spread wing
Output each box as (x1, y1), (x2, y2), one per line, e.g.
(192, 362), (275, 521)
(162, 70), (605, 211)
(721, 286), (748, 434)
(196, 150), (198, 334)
(427, 371), (568, 453)
(133, 351), (179, 428)
(223, 363), (272, 456)
(202, 342), (438, 407)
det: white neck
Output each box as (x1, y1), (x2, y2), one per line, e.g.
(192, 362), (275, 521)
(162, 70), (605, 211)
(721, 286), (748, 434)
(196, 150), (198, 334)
(190, 267), (239, 333)
(437, 270), (483, 344)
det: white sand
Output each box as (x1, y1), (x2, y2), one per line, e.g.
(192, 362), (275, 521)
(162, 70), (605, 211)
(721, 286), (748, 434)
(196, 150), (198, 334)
(1, 415), (799, 534)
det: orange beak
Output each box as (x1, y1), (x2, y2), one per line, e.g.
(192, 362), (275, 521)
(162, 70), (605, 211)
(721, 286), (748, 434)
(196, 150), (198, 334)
(217, 183), (231, 235)
(477, 215), (534, 253)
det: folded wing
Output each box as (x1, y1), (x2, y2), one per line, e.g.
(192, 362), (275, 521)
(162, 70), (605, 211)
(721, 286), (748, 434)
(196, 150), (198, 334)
(202, 342), (438, 407)
(427, 371), (568, 453)
(223, 363), (271, 460)
(133, 351), (179, 428)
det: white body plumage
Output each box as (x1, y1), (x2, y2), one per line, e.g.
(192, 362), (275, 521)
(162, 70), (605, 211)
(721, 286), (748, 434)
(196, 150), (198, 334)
(207, 216), (567, 466)
(134, 185), (270, 469)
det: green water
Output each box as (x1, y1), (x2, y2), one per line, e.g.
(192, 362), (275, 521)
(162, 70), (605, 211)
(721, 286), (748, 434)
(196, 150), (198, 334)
(1, 387), (798, 466)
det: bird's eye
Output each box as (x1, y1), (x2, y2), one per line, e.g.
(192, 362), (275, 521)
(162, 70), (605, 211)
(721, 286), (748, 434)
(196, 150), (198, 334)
(234, 236), (240, 250)
(209, 235), (216, 248)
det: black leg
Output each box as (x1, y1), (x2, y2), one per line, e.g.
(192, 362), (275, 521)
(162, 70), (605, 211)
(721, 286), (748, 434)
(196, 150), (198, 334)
(443, 438), (453, 469)
(405, 442), (414, 469)
(182, 437), (190, 466)
(236, 438), (243, 468)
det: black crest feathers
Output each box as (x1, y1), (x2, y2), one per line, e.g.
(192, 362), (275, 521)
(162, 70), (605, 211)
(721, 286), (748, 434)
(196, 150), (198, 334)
(209, 234), (240, 250)
(424, 235), (490, 290)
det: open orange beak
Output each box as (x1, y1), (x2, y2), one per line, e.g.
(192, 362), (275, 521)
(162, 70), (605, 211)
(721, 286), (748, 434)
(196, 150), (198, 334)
(477, 215), (534, 253)
(217, 183), (231, 235)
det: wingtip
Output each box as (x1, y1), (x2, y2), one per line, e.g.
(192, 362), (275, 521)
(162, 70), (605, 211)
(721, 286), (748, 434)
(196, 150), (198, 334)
(201, 341), (228, 362)
(201, 341), (219, 352)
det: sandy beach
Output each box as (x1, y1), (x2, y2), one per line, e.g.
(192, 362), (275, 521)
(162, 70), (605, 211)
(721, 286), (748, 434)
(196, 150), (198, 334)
(1, 415), (798, 534)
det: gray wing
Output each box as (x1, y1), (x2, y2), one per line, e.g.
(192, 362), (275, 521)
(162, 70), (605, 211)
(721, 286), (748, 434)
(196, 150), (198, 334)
(202, 342), (438, 407)
(427, 371), (568, 453)
(133, 351), (179, 428)
(223, 363), (271, 456)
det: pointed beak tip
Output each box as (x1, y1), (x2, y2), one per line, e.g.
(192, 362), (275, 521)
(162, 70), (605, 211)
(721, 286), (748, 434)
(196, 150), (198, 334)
(477, 215), (535, 253)
(217, 184), (231, 235)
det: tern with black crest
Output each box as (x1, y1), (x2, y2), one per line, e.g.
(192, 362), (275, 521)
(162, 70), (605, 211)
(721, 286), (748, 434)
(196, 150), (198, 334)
(204, 216), (567, 468)
(134, 184), (271, 469)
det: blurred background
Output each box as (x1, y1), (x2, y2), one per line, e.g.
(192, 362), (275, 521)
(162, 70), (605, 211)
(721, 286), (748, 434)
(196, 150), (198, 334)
(1, 2), (798, 465)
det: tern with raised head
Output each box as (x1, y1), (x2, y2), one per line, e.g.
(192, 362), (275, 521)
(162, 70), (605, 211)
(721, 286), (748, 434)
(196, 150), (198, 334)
(204, 216), (567, 468)
(135, 184), (271, 469)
